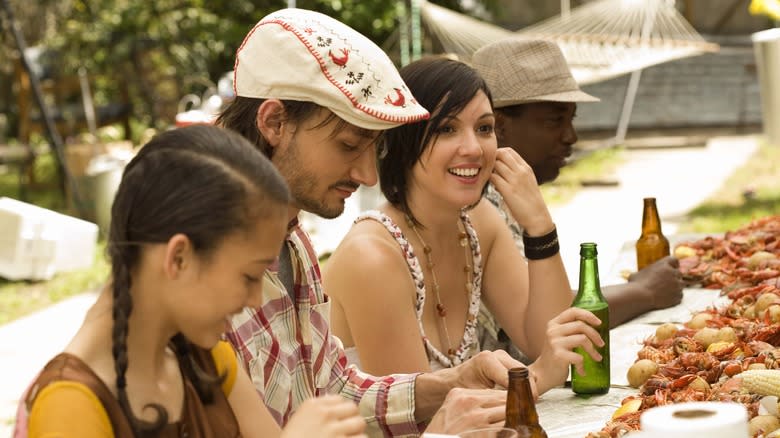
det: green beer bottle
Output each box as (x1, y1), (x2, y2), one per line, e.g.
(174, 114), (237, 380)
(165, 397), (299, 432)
(571, 242), (610, 395)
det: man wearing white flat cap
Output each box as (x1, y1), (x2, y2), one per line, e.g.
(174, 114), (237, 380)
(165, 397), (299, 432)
(471, 38), (684, 360)
(220, 9), (525, 437)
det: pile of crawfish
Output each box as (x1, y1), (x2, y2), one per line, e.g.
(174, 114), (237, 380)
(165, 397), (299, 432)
(677, 215), (780, 289)
(589, 217), (780, 438)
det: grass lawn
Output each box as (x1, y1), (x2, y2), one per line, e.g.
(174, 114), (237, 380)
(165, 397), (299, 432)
(0, 244), (109, 325)
(678, 139), (780, 234)
(541, 146), (626, 206)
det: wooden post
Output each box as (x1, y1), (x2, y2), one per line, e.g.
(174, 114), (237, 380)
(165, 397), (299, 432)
(683, 0), (694, 23)
(398, 0), (410, 66)
(411, 0), (422, 61)
(561, 0), (571, 19)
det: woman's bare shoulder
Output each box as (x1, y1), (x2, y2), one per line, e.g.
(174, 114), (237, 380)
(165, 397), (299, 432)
(323, 218), (412, 299)
(467, 198), (506, 246)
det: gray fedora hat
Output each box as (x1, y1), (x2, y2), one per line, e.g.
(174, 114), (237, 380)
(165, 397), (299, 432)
(471, 38), (599, 108)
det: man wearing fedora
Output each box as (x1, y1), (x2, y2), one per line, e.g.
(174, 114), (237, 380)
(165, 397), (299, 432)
(217, 9), (523, 437)
(471, 38), (684, 359)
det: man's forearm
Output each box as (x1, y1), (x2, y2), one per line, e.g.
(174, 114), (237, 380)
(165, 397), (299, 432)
(601, 283), (653, 328)
(413, 370), (452, 422)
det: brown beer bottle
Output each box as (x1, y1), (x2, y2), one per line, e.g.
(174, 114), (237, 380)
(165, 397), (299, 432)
(504, 367), (548, 438)
(636, 197), (670, 271)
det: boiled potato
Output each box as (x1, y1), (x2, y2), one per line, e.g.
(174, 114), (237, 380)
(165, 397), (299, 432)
(674, 245), (697, 259)
(767, 305), (780, 323)
(693, 327), (719, 348)
(688, 312), (713, 329)
(717, 326), (738, 343)
(756, 293), (780, 312)
(747, 251), (777, 270)
(627, 359), (658, 388)
(655, 323), (679, 341)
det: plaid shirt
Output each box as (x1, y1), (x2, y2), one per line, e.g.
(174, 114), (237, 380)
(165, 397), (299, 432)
(226, 218), (421, 437)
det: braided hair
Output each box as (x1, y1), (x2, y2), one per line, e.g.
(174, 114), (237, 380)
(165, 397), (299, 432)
(107, 125), (289, 435)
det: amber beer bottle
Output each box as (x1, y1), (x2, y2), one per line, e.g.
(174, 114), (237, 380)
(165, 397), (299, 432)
(636, 197), (670, 271)
(571, 243), (610, 395)
(504, 367), (548, 438)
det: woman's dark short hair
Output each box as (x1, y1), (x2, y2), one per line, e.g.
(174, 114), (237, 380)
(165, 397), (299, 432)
(379, 56), (492, 225)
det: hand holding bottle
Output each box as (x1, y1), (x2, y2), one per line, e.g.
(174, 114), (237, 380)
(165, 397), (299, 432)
(529, 307), (604, 393)
(426, 388), (508, 434)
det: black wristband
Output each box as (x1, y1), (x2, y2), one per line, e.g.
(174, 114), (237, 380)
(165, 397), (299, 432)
(523, 226), (560, 260)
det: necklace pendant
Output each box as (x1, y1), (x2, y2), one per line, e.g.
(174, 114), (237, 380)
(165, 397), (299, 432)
(436, 303), (447, 317)
(448, 348), (456, 356)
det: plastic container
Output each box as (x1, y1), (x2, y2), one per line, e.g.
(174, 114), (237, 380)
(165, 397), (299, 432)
(752, 28), (780, 146)
(0, 197), (98, 280)
(86, 150), (133, 236)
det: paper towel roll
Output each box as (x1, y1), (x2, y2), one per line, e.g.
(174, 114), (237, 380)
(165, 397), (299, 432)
(626, 401), (749, 438)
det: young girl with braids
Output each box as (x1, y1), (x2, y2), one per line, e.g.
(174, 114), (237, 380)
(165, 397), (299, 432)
(22, 125), (367, 438)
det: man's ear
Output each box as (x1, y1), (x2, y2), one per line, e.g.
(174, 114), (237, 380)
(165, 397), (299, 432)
(257, 99), (287, 150)
(163, 234), (193, 279)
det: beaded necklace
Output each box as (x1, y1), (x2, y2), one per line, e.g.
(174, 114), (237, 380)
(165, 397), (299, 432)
(405, 214), (473, 357)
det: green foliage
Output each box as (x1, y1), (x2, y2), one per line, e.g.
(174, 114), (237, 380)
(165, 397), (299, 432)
(0, 152), (66, 212)
(6, 0), (493, 130)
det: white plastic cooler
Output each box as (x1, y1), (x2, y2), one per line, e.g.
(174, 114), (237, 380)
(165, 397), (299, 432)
(0, 197), (98, 281)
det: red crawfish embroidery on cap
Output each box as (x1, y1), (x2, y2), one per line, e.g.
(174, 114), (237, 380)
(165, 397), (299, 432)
(329, 48), (349, 67)
(384, 88), (406, 107)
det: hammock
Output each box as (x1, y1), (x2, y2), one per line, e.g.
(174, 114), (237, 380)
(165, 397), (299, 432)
(420, 0), (719, 85)
(419, 1), (513, 57)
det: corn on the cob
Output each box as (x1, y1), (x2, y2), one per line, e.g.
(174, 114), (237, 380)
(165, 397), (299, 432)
(740, 369), (780, 397)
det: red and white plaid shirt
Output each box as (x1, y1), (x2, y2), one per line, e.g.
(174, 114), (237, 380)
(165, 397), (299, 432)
(226, 218), (421, 437)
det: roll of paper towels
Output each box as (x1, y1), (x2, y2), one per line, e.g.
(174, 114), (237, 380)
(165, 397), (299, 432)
(626, 401), (749, 438)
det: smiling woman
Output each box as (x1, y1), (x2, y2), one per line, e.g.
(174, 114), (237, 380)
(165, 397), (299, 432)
(322, 57), (605, 396)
